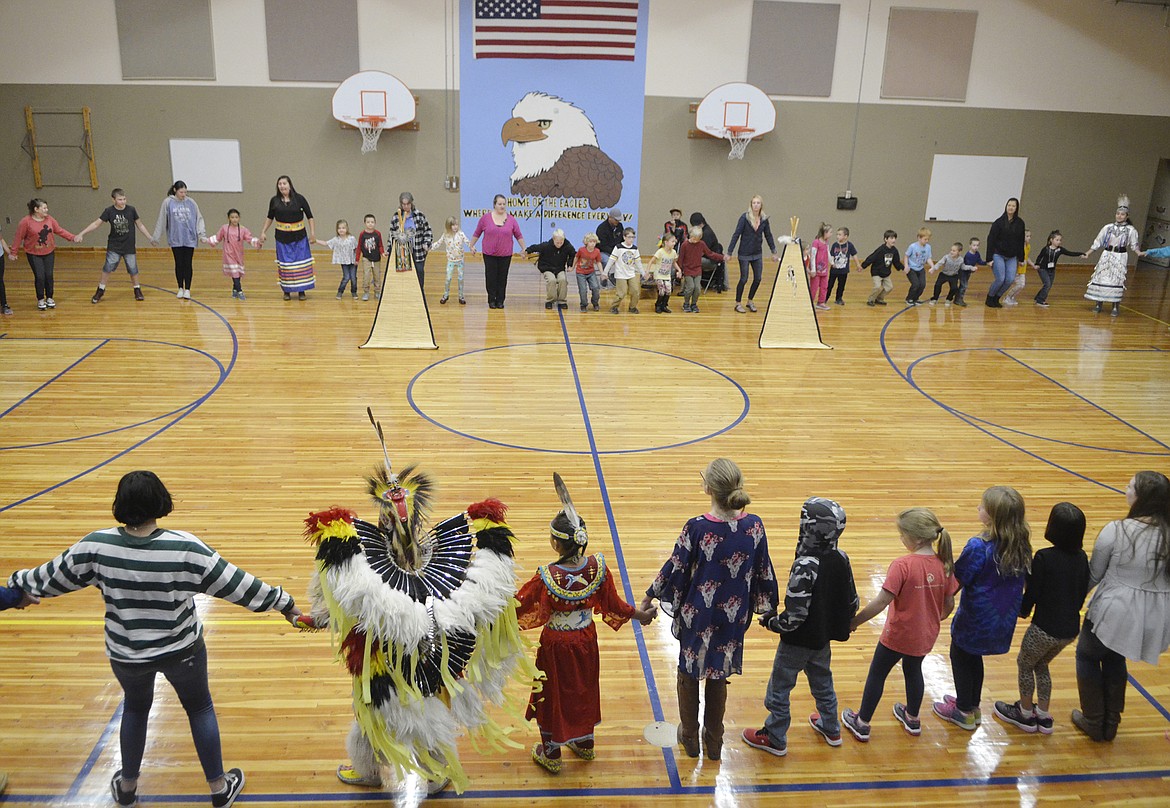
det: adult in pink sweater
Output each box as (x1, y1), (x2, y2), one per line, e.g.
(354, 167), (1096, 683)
(469, 194), (526, 309)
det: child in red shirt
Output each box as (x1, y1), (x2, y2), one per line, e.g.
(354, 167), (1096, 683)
(676, 226), (725, 313)
(841, 508), (958, 741)
(573, 233), (604, 311)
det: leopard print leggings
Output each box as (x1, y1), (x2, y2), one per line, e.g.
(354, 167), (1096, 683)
(1017, 623), (1074, 704)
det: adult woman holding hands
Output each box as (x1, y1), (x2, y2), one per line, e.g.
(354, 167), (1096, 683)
(259, 175), (316, 300)
(469, 194), (526, 309)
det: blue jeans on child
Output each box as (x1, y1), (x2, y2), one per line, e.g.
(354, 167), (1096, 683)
(337, 264), (357, 295)
(109, 639), (224, 782)
(763, 640), (840, 746)
(576, 272), (600, 308)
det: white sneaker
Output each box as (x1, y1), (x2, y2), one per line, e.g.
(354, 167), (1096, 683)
(45, 297), (56, 308)
(945, 300), (952, 306)
(177, 289), (185, 299)
(928, 299), (936, 306)
(362, 292), (369, 301)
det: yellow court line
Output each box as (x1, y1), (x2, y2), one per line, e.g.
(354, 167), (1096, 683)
(1122, 304), (1170, 327)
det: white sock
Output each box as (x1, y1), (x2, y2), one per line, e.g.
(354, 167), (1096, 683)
(1034, 707), (1050, 718)
(98, 283), (106, 290)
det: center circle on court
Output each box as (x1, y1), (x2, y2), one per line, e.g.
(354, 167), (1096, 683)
(407, 343), (749, 454)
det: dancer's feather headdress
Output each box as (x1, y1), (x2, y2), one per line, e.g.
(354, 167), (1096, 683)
(550, 472), (588, 546)
(1117, 194), (1130, 213)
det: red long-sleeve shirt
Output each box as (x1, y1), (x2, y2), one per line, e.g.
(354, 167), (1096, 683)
(13, 215), (75, 256)
(677, 239), (724, 277)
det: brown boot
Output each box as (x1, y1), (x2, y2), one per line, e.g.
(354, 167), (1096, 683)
(676, 672), (700, 758)
(702, 678), (728, 761)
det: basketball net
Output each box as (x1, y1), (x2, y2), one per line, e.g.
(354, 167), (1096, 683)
(724, 126), (755, 160)
(356, 116), (386, 153)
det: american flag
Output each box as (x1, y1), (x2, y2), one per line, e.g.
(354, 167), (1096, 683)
(473, 0), (638, 61)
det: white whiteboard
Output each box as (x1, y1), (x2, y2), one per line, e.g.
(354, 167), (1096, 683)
(168, 139), (242, 193)
(925, 155), (1027, 222)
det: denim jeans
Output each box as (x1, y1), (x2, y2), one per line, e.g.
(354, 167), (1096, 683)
(762, 640), (840, 746)
(736, 256), (763, 302)
(576, 271), (600, 307)
(109, 640), (224, 782)
(989, 254), (1018, 297)
(957, 269), (974, 298)
(1034, 267), (1055, 303)
(103, 250), (139, 276)
(337, 264), (357, 295)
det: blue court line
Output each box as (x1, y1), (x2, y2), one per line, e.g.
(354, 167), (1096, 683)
(8, 767), (1170, 804)
(997, 349), (1170, 452)
(880, 310), (1123, 494)
(0, 337), (227, 450)
(1130, 673), (1170, 722)
(0, 297), (240, 513)
(406, 342), (749, 456)
(0, 339), (108, 418)
(65, 702), (123, 800)
(555, 310), (683, 790)
(904, 348), (1170, 456)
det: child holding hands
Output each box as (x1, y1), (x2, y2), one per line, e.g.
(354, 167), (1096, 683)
(604, 227), (645, 314)
(647, 232), (679, 313)
(573, 233), (604, 311)
(206, 208), (259, 300)
(743, 498), (858, 756)
(316, 220), (358, 299)
(993, 503), (1089, 734)
(841, 508), (957, 741)
(934, 486), (1031, 730)
(432, 216), (471, 305)
(517, 481), (656, 774)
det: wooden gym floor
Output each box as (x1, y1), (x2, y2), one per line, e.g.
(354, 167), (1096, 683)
(1, 251), (1169, 806)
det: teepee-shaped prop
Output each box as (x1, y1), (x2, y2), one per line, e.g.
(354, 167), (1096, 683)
(359, 248), (437, 349)
(758, 216), (830, 350)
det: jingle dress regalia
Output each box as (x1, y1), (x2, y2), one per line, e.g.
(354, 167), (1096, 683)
(304, 448), (533, 794)
(1085, 198), (1142, 305)
(516, 553), (633, 747)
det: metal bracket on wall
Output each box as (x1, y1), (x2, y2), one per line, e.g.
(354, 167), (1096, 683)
(22, 107), (99, 190)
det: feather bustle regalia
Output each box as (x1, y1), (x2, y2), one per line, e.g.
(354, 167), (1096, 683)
(304, 461), (536, 793)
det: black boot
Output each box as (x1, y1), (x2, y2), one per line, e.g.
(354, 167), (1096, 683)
(1102, 675), (1126, 741)
(1072, 670), (1107, 742)
(677, 672), (700, 758)
(985, 294), (1002, 308)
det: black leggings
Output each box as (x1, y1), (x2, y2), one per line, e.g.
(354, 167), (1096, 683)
(826, 271), (849, 302)
(735, 257), (763, 302)
(172, 246), (195, 290)
(483, 253), (513, 306)
(950, 641), (985, 714)
(932, 273), (960, 301)
(27, 252), (56, 300)
(859, 641), (925, 721)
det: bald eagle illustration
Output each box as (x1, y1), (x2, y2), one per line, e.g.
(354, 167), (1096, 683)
(501, 92), (623, 210)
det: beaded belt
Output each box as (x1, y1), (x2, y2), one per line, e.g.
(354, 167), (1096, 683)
(547, 610), (592, 631)
(275, 220), (306, 232)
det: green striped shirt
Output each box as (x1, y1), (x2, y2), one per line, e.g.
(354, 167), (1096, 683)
(8, 527), (294, 663)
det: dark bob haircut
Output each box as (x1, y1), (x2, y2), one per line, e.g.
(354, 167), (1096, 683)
(112, 470), (174, 526)
(1044, 501), (1086, 552)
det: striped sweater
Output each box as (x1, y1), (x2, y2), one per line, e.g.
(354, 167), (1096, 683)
(7, 526), (294, 663)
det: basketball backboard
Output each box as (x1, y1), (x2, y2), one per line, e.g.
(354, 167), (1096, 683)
(332, 71), (416, 130)
(694, 82), (776, 139)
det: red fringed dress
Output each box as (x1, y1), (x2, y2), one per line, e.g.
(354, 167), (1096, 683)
(516, 553), (634, 745)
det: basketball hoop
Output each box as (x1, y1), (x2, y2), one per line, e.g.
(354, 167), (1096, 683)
(724, 126), (755, 160)
(356, 116), (386, 153)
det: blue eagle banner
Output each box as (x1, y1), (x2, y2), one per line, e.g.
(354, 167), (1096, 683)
(459, 0), (648, 249)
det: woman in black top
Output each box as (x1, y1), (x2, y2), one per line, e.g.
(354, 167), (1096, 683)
(992, 502), (1089, 734)
(985, 197), (1025, 308)
(259, 175), (316, 300)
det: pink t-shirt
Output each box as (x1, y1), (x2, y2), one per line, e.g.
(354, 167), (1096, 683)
(810, 238), (829, 274)
(879, 553), (960, 657)
(472, 213), (522, 257)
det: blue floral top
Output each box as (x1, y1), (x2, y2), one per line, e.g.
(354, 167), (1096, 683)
(951, 536), (1026, 655)
(647, 513), (778, 680)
